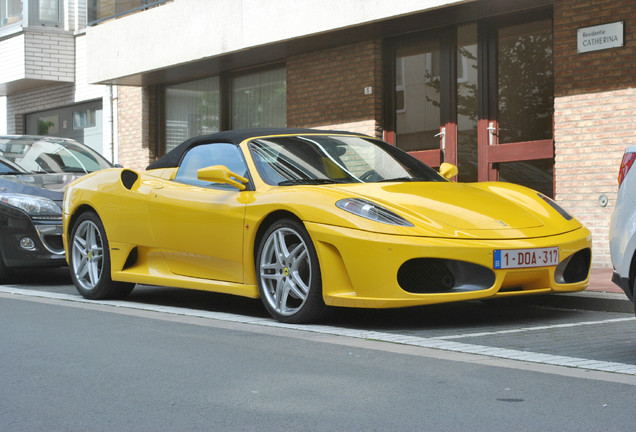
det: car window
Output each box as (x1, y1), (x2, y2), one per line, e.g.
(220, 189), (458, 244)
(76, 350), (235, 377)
(174, 143), (248, 189)
(249, 135), (445, 185)
(0, 137), (112, 174)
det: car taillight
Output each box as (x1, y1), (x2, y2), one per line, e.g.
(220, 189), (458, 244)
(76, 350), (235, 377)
(618, 152), (636, 188)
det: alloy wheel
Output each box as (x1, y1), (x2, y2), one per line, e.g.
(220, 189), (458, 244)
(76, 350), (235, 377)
(259, 226), (312, 317)
(71, 219), (104, 292)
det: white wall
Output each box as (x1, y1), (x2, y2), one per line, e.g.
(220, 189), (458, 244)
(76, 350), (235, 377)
(87, 0), (468, 84)
(0, 97), (6, 134)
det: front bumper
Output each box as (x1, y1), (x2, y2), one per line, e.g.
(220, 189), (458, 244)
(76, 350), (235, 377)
(307, 222), (592, 308)
(0, 204), (65, 268)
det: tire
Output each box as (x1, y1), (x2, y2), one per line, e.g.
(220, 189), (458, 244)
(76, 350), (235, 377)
(256, 218), (326, 323)
(69, 211), (134, 300)
(0, 255), (13, 284)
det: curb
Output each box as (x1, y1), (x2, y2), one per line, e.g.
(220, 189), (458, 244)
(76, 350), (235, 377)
(533, 291), (634, 314)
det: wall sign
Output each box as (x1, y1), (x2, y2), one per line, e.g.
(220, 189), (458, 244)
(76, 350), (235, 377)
(577, 21), (624, 53)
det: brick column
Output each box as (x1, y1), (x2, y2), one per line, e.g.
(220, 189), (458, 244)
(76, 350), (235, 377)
(117, 86), (157, 170)
(287, 40), (384, 137)
(553, 0), (636, 267)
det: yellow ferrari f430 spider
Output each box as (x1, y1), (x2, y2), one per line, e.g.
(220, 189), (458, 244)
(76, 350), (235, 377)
(63, 129), (591, 323)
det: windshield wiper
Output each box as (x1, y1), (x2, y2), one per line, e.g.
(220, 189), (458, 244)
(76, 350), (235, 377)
(62, 168), (89, 173)
(277, 178), (346, 186)
(376, 177), (422, 183)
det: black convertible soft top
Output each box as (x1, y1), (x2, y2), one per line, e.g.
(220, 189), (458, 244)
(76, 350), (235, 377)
(146, 128), (364, 170)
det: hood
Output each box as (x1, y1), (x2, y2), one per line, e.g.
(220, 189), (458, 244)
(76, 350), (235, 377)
(363, 182), (543, 230)
(0, 173), (85, 203)
(325, 181), (579, 238)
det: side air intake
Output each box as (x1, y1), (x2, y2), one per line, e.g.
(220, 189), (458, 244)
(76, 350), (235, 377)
(121, 170), (139, 190)
(122, 247), (138, 270)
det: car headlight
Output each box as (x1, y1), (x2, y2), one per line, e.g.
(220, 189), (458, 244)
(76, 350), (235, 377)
(538, 193), (573, 221)
(336, 198), (414, 227)
(0, 193), (62, 220)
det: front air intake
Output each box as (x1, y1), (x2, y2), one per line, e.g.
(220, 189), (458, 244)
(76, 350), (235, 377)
(397, 258), (495, 294)
(555, 248), (591, 284)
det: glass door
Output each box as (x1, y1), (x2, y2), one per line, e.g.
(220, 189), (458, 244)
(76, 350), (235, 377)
(482, 15), (554, 196)
(387, 11), (554, 194)
(455, 24), (479, 182)
(391, 31), (444, 167)
(388, 26), (479, 177)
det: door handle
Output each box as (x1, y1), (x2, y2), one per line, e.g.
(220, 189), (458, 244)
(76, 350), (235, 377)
(487, 122), (496, 146)
(434, 127), (446, 162)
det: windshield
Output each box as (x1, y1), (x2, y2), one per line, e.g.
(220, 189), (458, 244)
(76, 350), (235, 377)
(0, 136), (112, 174)
(249, 135), (445, 186)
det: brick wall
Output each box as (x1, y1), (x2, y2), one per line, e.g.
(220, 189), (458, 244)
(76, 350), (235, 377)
(554, 0), (636, 267)
(24, 29), (75, 83)
(554, 0), (636, 95)
(117, 85), (157, 170)
(287, 40), (384, 137)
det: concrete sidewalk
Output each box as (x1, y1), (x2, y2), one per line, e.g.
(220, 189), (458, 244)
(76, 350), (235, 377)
(543, 268), (635, 314)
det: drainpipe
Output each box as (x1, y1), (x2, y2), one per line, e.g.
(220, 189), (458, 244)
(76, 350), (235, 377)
(112, 85), (119, 165)
(105, 85), (119, 165)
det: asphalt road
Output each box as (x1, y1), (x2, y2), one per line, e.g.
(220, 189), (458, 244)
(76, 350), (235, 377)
(2, 268), (636, 431)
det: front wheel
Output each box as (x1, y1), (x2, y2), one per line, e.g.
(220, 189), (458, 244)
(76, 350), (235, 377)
(256, 218), (326, 323)
(69, 211), (134, 300)
(0, 255), (13, 284)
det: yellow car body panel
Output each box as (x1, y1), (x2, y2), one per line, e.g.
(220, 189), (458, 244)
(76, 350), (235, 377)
(63, 130), (592, 315)
(308, 223), (590, 308)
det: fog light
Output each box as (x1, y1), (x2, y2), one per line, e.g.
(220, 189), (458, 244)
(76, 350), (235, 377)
(20, 237), (36, 251)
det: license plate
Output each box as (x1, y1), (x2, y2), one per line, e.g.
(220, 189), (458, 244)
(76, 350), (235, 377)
(493, 247), (559, 269)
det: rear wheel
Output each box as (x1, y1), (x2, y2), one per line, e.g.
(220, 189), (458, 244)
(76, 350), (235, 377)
(256, 218), (326, 323)
(69, 211), (134, 299)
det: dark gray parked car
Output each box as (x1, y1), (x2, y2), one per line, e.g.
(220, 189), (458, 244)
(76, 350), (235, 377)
(0, 135), (112, 282)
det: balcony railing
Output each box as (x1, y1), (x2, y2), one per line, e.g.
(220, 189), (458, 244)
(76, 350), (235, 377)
(88, 0), (171, 26)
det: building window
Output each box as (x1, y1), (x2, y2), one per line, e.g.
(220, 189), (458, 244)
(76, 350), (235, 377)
(26, 100), (104, 155)
(231, 67), (287, 129)
(161, 65), (286, 155)
(37, 0), (61, 24)
(37, 115), (59, 135)
(73, 109), (97, 130)
(1, 0), (63, 29)
(165, 77), (220, 153)
(0, 0), (22, 28)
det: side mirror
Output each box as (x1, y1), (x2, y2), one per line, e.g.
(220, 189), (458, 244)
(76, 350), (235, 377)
(439, 163), (458, 180)
(197, 165), (248, 190)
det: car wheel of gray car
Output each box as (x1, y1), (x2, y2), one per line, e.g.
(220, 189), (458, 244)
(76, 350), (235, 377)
(256, 218), (326, 323)
(69, 211), (134, 300)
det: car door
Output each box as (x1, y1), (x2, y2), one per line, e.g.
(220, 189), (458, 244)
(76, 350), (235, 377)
(147, 143), (249, 283)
